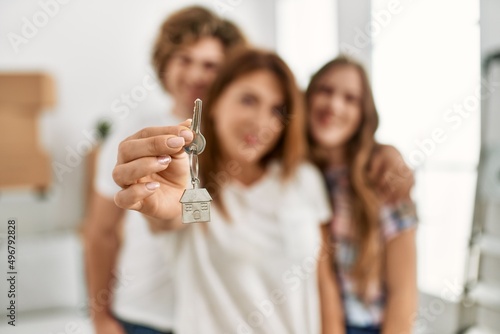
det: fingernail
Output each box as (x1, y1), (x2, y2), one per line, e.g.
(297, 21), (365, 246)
(145, 182), (160, 190)
(158, 155), (172, 165)
(167, 136), (185, 148)
(180, 130), (193, 142)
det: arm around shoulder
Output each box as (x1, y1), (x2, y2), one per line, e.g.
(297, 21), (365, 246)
(369, 144), (415, 204)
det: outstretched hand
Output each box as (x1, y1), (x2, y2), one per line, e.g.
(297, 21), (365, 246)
(112, 120), (194, 221)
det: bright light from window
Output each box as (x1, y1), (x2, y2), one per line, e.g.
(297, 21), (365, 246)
(371, 0), (480, 296)
(276, 0), (338, 88)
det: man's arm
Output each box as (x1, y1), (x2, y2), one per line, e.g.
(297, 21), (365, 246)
(83, 191), (126, 334)
(369, 145), (414, 203)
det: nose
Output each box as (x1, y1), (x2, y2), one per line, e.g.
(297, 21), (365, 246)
(186, 63), (207, 87)
(326, 93), (344, 114)
(257, 106), (283, 134)
(244, 105), (271, 132)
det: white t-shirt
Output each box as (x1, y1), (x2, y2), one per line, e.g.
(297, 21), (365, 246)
(174, 162), (332, 334)
(95, 109), (182, 331)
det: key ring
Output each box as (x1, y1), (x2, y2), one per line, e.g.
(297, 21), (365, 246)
(189, 149), (200, 188)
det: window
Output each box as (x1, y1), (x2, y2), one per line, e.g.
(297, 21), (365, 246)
(371, 0), (480, 296)
(276, 0), (338, 88)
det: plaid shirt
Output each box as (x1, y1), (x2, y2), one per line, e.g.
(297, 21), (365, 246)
(325, 166), (418, 327)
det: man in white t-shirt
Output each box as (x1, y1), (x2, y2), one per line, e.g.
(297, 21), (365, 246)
(83, 6), (246, 334)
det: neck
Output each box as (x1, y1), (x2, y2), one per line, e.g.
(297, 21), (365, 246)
(171, 101), (192, 120)
(230, 160), (265, 186)
(327, 146), (348, 168)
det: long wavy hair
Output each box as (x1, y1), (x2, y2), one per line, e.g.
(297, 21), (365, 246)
(200, 48), (306, 218)
(306, 56), (382, 300)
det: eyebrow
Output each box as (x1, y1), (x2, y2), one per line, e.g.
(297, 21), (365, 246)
(239, 85), (285, 105)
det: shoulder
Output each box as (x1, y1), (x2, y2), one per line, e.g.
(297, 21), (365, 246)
(381, 200), (418, 241)
(295, 161), (325, 182)
(290, 162), (332, 223)
(289, 161), (327, 193)
(98, 120), (135, 159)
(102, 111), (182, 153)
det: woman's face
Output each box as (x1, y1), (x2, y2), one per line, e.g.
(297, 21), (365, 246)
(212, 70), (286, 166)
(164, 37), (225, 110)
(308, 65), (363, 150)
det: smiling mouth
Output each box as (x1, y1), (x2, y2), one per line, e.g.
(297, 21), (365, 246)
(185, 85), (205, 96)
(244, 134), (259, 145)
(317, 111), (335, 125)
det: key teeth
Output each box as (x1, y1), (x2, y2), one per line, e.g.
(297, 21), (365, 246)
(195, 98), (202, 110)
(192, 98), (203, 134)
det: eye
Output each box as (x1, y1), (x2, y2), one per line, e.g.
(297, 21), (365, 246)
(176, 54), (191, 65)
(316, 84), (333, 95)
(241, 94), (256, 106)
(272, 105), (287, 119)
(345, 93), (360, 104)
(203, 62), (219, 71)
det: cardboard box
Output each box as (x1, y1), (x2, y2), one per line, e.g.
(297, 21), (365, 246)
(0, 73), (55, 108)
(0, 73), (55, 191)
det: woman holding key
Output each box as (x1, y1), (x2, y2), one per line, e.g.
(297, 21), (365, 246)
(111, 48), (345, 334)
(84, 6), (246, 334)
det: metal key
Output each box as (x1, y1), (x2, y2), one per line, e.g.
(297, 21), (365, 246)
(184, 98), (206, 155)
(180, 98), (212, 223)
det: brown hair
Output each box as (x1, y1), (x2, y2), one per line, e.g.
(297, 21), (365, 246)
(200, 48), (306, 218)
(306, 55), (382, 301)
(152, 6), (247, 91)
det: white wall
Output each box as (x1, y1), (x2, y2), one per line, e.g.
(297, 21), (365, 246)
(481, 0), (500, 56)
(371, 0), (481, 298)
(275, 0), (339, 88)
(337, 0), (372, 74)
(0, 0), (276, 233)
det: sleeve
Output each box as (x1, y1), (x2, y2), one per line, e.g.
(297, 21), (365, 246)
(381, 200), (418, 242)
(94, 124), (131, 199)
(301, 163), (333, 225)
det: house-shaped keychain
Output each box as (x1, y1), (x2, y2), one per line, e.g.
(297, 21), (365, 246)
(180, 187), (212, 223)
